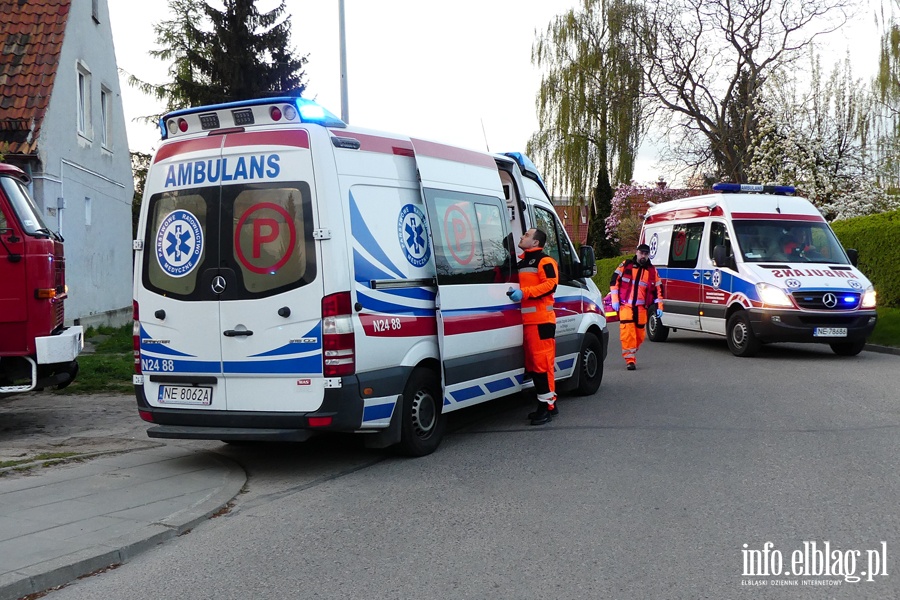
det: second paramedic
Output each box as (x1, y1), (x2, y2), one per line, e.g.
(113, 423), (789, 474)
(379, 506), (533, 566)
(508, 228), (559, 426)
(609, 243), (663, 370)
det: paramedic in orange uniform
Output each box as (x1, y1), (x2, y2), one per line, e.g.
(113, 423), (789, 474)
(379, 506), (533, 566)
(609, 243), (663, 370)
(507, 228), (559, 425)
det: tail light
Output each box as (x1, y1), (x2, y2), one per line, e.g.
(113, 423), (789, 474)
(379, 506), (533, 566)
(322, 292), (355, 376)
(133, 300), (142, 374)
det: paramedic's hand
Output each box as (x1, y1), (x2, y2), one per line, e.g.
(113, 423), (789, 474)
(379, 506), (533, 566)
(656, 308), (663, 319)
(509, 289), (523, 302)
(611, 301), (620, 312)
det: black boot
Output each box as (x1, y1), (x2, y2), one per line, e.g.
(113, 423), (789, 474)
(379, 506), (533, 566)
(528, 403), (559, 419)
(529, 402), (553, 425)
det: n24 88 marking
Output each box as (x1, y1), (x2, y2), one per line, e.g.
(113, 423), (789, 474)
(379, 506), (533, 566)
(141, 358), (174, 372)
(372, 318), (402, 332)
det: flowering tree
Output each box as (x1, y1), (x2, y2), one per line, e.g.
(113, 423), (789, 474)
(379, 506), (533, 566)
(606, 183), (697, 246)
(746, 54), (899, 220)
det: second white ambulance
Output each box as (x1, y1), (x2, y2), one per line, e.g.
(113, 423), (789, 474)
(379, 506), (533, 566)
(132, 97), (609, 456)
(640, 183), (877, 357)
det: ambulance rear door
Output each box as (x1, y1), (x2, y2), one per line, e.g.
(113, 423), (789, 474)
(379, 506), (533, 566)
(412, 139), (521, 411)
(216, 130), (325, 412)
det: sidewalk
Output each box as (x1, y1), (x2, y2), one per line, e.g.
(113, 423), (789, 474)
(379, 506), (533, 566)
(0, 445), (245, 600)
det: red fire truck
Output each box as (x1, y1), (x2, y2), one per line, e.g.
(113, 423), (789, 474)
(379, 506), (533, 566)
(0, 163), (82, 397)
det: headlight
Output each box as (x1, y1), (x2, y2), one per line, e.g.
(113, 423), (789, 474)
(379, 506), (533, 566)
(861, 286), (877, 309)
(756, 283), (793, 307)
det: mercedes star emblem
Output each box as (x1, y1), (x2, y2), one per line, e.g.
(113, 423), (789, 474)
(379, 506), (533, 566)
(212, 275), (227, 294)
(822, 292), (837, 308)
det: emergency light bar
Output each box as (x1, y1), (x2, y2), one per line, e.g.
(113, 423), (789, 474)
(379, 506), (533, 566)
(159, 97), (347, 140)
(712, 183), (796, 195)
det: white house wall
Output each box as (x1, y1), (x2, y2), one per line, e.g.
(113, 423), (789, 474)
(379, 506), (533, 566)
(33, 0), (133, 325)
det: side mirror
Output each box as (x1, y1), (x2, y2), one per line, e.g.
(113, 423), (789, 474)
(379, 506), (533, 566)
(713, 244), (737, 271)
(846, 248), (859, 267)
(579, 245), (596, 277)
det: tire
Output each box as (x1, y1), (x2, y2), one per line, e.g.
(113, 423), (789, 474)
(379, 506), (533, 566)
(830, 340), (866, 356)
(726, 311), (761, 357)
(573, 332), (604, 396)
(647, 312), (669, 342)
(396, 368), (446, 457)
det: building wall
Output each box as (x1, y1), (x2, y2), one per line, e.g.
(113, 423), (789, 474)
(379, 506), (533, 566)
(32, 0), (133, 324)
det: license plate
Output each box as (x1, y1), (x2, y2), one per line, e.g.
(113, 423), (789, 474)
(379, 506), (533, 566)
(814, 327), (847, 338)
(158, 385), (213, 405)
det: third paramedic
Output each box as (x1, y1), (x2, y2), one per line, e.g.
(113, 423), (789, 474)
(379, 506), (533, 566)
(609, 243), (664, 370)
(508, 228), (559, 426)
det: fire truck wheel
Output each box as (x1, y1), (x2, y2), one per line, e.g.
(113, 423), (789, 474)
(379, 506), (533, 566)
(397, 367), (446, 457)
(573, 332), (604, 396)
(726, 311), (760, 357)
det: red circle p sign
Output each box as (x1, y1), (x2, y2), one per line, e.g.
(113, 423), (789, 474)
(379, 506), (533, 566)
(234, 203), (296, 274)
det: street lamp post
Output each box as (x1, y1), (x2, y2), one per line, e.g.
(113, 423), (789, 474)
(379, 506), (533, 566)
(339, 0), (349, 123)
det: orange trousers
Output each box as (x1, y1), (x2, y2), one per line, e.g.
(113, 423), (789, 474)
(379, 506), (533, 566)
(619, 321), (645, 364)
(524, 323), (556, 400)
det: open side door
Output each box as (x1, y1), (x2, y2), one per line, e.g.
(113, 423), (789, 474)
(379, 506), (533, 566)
(412, 139), (523, 412)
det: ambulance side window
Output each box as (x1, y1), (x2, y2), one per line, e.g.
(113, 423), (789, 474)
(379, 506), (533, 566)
(668, 222), (704, 269)
(708, 222), (732, 258)
(533, 206), (575, 280)
(425, 188), (512, 285)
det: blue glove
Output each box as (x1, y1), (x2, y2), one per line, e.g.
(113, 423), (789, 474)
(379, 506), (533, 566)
(612, 301), (620, 312)
(656, 308), (663, 319)
(509, 289), (523, 302)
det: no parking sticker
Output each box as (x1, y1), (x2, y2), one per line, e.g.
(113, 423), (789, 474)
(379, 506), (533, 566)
(443, 204), (475, 266)
(234, 203), (296, 274)
(156, 209), (204, 277)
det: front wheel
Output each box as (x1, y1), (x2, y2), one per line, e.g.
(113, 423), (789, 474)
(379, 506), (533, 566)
(396, 368), (446, 457)
(830, 340), (866, 356)
(573, 332), (604, 396)
(726, 311), (761, 357)
(647, 312), (669, 342)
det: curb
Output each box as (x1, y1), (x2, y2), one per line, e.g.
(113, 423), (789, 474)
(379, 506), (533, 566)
(0, 451), (246, 600)
(0, 444), (163, 477)
(864, 344), (900, 356)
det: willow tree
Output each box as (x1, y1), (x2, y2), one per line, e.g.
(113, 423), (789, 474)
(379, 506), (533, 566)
(527, 0), (649, 256)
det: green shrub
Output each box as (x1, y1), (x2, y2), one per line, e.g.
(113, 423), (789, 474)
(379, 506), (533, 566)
(831, 210), (900, 308)
(592, 255), (630, 295)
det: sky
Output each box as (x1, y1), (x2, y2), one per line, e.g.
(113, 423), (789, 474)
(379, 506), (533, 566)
(108, 0), (883, 189)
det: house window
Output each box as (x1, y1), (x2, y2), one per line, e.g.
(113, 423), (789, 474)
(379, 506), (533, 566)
(92, 0), (100, 23)
(77, 65), (92, 138)
(100, 87), (111, 148)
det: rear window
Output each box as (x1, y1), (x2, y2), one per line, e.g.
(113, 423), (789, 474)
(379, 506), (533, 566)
(142, 182), (316, 300)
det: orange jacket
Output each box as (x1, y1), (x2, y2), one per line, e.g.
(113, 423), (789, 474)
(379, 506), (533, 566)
(610, 257), (663, 315)
(516, 247), (558, 325)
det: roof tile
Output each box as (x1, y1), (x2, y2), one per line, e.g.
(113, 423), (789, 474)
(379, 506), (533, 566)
(0, 0), (71, 154)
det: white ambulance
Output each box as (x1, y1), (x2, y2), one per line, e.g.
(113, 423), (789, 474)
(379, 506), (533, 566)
(640, 183), (877, 357)
(132, 97), (608, 456)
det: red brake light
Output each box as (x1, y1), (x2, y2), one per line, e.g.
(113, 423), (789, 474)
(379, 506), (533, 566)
(138, 410), (154, 423)
(322, 292), (355, 377)
(178, 118), (188, 132)
(270, 106), (283, 121)
(307, 416), (333, 428)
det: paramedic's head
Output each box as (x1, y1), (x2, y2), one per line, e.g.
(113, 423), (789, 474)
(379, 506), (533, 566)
(636, 243), (651, 265)
(519, 228), (547, 250)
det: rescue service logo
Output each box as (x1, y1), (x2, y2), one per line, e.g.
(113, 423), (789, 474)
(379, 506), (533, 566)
(398, 204), (430, 268)
(648, 233), (659, 259)
(156, 210), (204, 277)
(740, 541), (889, 587)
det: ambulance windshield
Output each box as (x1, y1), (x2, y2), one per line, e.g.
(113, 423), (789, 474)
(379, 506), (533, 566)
(733, 221), (849, 264)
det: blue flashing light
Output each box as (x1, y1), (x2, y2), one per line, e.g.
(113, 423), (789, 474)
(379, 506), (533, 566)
(712, 183), (795, 195)
(502, 152), (548, 191)
(843, 296), (856, 304)
(159, 97), (346, 138)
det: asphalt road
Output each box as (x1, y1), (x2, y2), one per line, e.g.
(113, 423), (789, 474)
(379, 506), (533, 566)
(9, 330), (900, 599)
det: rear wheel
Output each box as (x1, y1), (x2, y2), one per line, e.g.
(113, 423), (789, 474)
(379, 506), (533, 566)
(726, 311), (760, 357)
(397, 368), (446, 457)
(830, 340), (866, 356)
(573, 332), (604, 396)
(647, 312), (669, 342)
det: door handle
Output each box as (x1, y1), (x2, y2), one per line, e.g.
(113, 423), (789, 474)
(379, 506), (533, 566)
(223, 329), (254, 337)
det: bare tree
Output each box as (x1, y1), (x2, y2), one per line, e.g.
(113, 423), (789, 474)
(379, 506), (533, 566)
(638, 0), (853, 182)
